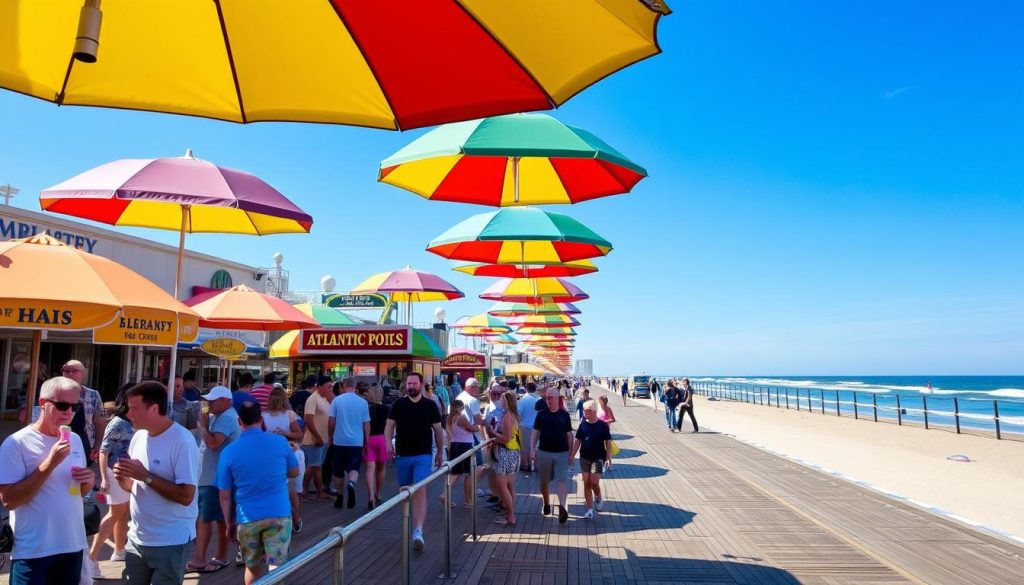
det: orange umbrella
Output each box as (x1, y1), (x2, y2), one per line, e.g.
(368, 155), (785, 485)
(184, 285), (321, 331)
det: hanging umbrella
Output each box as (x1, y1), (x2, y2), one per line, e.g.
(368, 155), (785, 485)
(484, 334), (520, 345)
(453, 259), (597, 278)
(351, 266), (463, 325)
(479, 277), (589, 304)
(451, 313), (510, 335)
(519, 333), (576, 342)
(268, 304), (365, 359)
(487, 302), (581, 317)
(507, 314), (580, 328)
(1, 2), (669, 130)
(40, 150), (313, 388)
(516, 326), (577, 334)
(0, 234), (199, 419)
(380, 113), (647, 205)
(426, 207), (611, 264)
(505, 363), (545, 376)
(185, 285), (321, 331)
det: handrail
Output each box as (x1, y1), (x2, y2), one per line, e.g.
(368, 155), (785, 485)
(254, 438), (494, 585)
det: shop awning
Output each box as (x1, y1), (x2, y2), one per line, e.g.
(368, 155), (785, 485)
(178, 332), (267, 355)
(412, 329), (445, 360)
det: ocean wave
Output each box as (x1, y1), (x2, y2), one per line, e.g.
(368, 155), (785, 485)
(695, 377), (1024, 401)
(992, 389), (1024, 399)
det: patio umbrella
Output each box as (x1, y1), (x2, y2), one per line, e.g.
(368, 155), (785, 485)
(484, 334), (520, 345)
(487, 302), (581, 317)
(40, 150), (313, 388)
(0, 234), (199, 419)
(507, 314), (580, 328)
(519, 333), (577, 342)
(453, 259), (597, 279)
(504, 363), (545, 376)
(479, 277), (589, 304)
(380, 113), (647, 205)
(185, 285), (321, 331)
(427, 207), (612, 265)
(517, 326), (577, 335)
(1, 2), (669, 130)
(451, 314), (511, 335)
(351, 266), (463, 325)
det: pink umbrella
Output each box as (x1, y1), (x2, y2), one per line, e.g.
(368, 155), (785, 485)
(351, 266), (463, 324)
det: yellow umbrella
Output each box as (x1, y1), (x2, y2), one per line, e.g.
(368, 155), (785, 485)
(505, 363), (545, 376)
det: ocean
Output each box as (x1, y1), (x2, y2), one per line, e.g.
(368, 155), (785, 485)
(677, 376), (1024, 436)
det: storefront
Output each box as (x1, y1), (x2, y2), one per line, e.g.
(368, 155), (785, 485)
(0, 206), (267, 419)
(283, 326), (446, 402)
(441, 349), (489, 388)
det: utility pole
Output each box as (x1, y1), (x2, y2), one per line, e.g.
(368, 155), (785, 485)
(0, 184), (19, 206)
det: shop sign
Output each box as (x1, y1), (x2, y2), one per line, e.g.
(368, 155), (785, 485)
(442, 352), (486, 369)
(0, 215), (99, 252)
(201, 337), (247, 358)
(0, 301), (114, 330)
(93, 308), (200, 347)
(323, 293), (388, 308)
(353, 364), (377, 376)
(300, 326), (411, 355)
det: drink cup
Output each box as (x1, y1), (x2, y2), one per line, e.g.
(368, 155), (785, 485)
(201, 402), (210, 415)
(59, 425), (72, 442)
(69, 466), (83, 496)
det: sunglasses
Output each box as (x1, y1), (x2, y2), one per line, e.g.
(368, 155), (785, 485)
(46, 400), (82, 412)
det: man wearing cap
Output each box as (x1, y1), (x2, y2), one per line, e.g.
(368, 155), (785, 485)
(60, 359), (106, 464)
(187, 386), (239, 573)
(301, 375), (334, 502)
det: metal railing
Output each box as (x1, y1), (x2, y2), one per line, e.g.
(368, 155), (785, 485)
(693, 382), (1024, 441)
(254, 439), (493, 585)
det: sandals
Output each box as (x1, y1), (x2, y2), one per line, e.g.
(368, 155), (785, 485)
(492, 517), (516, 527)
(186, 559), (226, 573)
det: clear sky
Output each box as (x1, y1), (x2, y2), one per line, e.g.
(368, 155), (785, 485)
(2, 1), (1021, 375)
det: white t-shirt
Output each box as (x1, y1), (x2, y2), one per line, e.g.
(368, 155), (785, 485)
(127, 423), (199, 547)
(456, 391), (482, 441)
(0, 426), (88, 559)
(329, 393), (370, 447)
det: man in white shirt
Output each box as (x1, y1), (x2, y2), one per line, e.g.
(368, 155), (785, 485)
(0, 376), (95, 585)
(328, 377), (369, 510)
(114, 381), (199, 585)
(455, 378), (490, 497)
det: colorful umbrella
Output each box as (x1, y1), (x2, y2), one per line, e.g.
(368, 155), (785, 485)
(484, 334), (520, 345)
(519, 333), (577, 342)
(0, 234), (199, 419)
(479, 277), (589, 304)
(452, 313), (510, 335)
(426, 207), (612, 264)
(268, 304), (363, 359)
(185, 285), (321, 331)
(380, 113), (647, 205)
(453, 259), (597, 279)
(1, 2), (669, 130)
(487, 302), (581, 317)
(505, 363), (545, 376)
(351, 266), (464, 302)
(517, 326), (576, 335)
(507, 314), (580, 328)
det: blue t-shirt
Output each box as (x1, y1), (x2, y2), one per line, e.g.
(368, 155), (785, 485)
(329, 392), (371, 447)
(199, 408), (240, 486)
(100, 415), (134, 469)
(216, 429), (298, 524)
(232, 391), (256, 411)
(517, 394), (541, 428)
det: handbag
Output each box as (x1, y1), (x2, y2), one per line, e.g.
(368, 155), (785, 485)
(83, 497), (102, 536)
(609, 440), (620, 457)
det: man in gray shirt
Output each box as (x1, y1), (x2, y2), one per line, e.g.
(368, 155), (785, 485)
(170, 377), (200, 431)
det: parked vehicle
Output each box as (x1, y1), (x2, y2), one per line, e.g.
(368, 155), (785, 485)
(631, 375), (652, 398)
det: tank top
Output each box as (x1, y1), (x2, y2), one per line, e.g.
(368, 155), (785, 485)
(262, 411), (292, 434)
(598, 408), (612, 423)
(450, 417), (474, 444)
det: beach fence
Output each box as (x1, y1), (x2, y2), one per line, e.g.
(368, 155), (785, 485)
(693, 382), (1024, 442)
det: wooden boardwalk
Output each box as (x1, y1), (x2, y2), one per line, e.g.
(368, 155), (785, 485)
(5, 385), (1023, 584)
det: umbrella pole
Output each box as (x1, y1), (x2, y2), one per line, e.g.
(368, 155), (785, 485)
(23, 330), (42, 427)
(512, 156), (521, 204)
(166, 205), (189, 412)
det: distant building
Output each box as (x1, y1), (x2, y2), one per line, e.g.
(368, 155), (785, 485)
(575, 359), (594, 377)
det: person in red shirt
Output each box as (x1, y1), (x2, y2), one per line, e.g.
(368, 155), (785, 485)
(249, 373), (276, 412)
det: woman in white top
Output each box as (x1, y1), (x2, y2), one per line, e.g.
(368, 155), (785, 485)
(262, 386), (304, 533)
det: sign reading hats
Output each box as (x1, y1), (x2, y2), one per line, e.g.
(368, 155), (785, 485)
(201, 337), (247, 358)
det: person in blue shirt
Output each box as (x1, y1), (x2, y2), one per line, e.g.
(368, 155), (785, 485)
(217, 401), (298, 585)
(231, 373), (256, 412)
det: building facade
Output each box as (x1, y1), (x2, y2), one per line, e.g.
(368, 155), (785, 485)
(575, 359), (594, 377)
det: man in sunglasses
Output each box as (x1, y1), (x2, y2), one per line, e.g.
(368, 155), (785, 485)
(61, 360), (107, 465)
(0, 376), (95, 585)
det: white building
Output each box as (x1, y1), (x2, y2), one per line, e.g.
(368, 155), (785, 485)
(575, 359), (594, 377)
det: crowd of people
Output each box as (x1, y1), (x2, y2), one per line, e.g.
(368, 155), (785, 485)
(0, 366), (616, 585)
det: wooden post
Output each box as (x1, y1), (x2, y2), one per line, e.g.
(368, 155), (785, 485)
(896, 395), (902, 425)
(994, 401), (1001, 440)
(954, 398), (961, 434)
(820, 389), (825, 414)
(853, 391), (858, 419)
(785, 390), (790, 409)
(872, 393), (878, 422)
(923, 396), (929, 429)
(835, 391), (840, 416)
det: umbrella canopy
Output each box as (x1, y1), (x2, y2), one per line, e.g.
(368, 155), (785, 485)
(505, 363), (545, 376)
(487, 302), (581, 317)
(185, 285), (321, 331)
(507, 314), (580, 328)
(1, 2), (669, 130)
(517, 326), (576, 335)
(484, 334), (520, 345)
(379, 113), (647, 205)
(453, 259), (597, 279)
(351, 266), (464, 302)
(40, 152), (313, 234)
(268, 305), (363, 359)
(426, 207), (612, 264)
(519, 333), (577, 342)
(479, 277), (589, 304)
(452, 314), (510, 334)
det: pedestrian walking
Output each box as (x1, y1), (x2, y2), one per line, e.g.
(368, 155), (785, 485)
(249, 373), (276, 413)
(262, 386), (304, 531)
(675, 378), (699, 433)
(597, 395), (617, 424)
(89, 383), (135, 575)
(114, 381), (200, 585)
(328, 377), (370, 509)
(0, 376), (95, 585)
(61, 360), (107, 465)
(490, 391), (521, 527)
(385, 372), (443, 552)
(664, 380), (681, 431)
(530, 388), (574, 524)
(516, 383), (541, 471)
(216, 401), (299, 585)
(650, 378), (662, 412)
(360, 383), (389, 509)
(301, 375), (334, 502)
(620, 380), (628, 406)
(455, 378), (490, 500)
(572, 400), (612, 519)
(443, 400), (478, 507)
(169, 377), (199, 431)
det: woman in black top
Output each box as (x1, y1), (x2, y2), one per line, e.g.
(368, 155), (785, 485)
(361, 383), (391, 508)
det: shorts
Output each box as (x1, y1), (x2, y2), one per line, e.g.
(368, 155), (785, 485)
(493, 446), (521, 476)
(237, 517), (292, 568)
(105, 471), (131, 505)
(301, 444), (328, 467)
(395, 454), (433, 487)
(332, 445), (364, 476)
(365, 435), (388, 464)
(448, 442), (473, 475)
(198, 486), (224, 522)
(580, 458), (605, 475)
(536, 449), (570, 484)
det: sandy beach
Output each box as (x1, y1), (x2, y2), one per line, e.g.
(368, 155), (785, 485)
(615, 388), (1024, 539)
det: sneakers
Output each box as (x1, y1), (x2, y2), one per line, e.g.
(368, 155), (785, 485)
(583, 509), (594, 519)
(543, 503), (552, 516)
(595, 497), (604, 512)
(292, 518), (303, 534)
(558, 505), (569, 524)
(109, 549), (126, 562)
(346, 482), (356, 509)
(476, 488), (490, 498)
(412, 528), (425, 552)
(236, 550), (244, 566)
(89, 559), (102, 579)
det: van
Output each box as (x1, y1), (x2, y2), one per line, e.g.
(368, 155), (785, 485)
(631, 375), (652, 398)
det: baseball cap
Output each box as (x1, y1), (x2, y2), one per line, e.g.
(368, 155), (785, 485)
(465, 378), (480, 388)
(201, 386), (232, 401)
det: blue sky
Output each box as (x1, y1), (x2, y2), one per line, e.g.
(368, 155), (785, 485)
(2, 1), (1022, 374)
